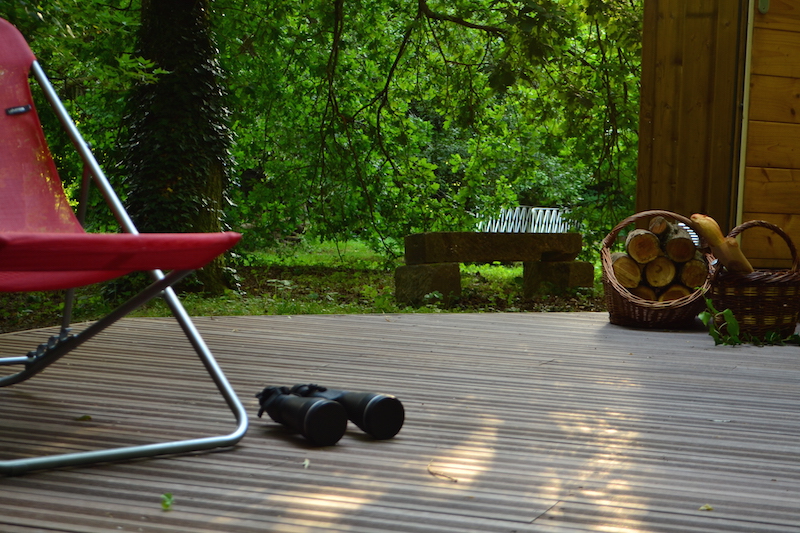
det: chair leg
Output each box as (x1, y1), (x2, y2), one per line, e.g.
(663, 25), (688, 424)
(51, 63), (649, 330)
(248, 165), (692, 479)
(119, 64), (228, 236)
(0, 270), (249, 475)
(0, 270), (192, 387)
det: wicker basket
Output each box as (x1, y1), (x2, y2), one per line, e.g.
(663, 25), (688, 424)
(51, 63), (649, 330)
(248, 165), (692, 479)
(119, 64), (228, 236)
(601, 210), (712, 329)
(709, 220), (800, 339)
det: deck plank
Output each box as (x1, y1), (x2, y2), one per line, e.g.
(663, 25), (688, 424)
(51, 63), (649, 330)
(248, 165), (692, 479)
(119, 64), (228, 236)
(0, 312), (798, 532)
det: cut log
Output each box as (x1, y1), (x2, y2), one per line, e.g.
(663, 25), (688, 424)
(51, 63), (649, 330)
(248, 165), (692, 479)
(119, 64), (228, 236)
(648, 215), (670, 235)
(680, 251), (708, 288)
(658, 283), (693, 302)
(625, 229), (660, 263)
(629, 284), (657, 300)
(643, 256), (676, 287)
(610, 252), (642, 288)
(662, 223), (696, 263)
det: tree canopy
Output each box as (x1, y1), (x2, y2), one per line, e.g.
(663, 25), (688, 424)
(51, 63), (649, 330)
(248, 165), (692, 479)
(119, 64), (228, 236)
(1, 0), (642, 260)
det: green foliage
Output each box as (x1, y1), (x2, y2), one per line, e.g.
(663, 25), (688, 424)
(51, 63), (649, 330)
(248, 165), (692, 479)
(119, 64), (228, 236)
(698, 299), (742, 346)
(216, 0), (642, 256)
(753, 331), (800, 347)
(699, 298), (800, 346)
(160, 492), (174, 511)
(2, 1), (643, 264)
(1, 1), (151, 232)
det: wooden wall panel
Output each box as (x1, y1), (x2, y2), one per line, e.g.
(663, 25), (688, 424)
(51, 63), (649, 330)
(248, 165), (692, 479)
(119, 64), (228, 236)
(636, 0), (658, 214)
(739, 212), (799, 268)
(746, 121), (800, 168)
(637, 0), (682, 219)
(750, 28), (800, 78)
(747, 74), (800, 123)
(742, 4), (800, 267)
(741, 168), (800, 268)
(753, 0), (800, 32)
(707, 1), (748, 225)
(637, 0), (748, 230)
(743, 167), (800, 213)
(675, 2), (716, 211)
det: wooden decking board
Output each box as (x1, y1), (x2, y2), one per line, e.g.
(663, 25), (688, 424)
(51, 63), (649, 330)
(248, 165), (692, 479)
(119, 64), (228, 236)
(536, 501), (800, 533)
(1, 312), (799, 531)
(1, 480), (546, 533)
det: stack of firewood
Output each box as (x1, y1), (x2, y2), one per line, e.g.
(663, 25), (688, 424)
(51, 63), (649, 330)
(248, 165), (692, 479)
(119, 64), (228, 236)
(610, 215), (708, 301)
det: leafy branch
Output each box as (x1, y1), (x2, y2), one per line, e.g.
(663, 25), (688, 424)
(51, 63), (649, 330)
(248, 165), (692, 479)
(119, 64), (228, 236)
(418, 0), (506, 36)
(698, 298), (742, 346)
(699, 298), (800, 346)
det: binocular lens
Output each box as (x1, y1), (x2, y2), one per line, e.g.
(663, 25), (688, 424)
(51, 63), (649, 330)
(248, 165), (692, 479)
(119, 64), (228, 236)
(342, 393), (405, 440)
(292, 397), (348, 447)
(260, 390), (348, 446)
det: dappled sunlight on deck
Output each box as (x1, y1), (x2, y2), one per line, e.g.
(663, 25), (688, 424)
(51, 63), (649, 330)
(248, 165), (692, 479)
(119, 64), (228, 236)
(426, 414), (502, 486)
(1, 312), (798, 532)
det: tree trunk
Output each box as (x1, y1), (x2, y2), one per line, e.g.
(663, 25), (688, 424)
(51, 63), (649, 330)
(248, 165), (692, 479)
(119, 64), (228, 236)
(123, 0), (232, 294)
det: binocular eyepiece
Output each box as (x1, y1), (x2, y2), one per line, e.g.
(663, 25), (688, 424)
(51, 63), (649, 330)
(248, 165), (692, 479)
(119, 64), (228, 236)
(255, 384), (404, 446)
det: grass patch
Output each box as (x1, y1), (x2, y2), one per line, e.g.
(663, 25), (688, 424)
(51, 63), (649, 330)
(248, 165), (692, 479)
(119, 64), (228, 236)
(0, 240), (605, 334)
(236, 240), (395, 269)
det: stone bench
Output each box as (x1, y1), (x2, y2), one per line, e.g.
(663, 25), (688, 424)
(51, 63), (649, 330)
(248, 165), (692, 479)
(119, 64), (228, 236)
(395, 232), (594, 305)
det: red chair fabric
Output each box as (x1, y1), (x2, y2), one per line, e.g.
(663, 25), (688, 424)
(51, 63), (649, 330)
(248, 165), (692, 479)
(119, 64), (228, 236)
(0, 232), (241, 291)
(0, 18), (83, 235)
(0, 17), (241, 292)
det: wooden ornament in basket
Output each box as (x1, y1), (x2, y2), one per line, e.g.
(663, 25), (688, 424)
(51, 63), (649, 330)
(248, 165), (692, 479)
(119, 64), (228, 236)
(601, 210), (712, 329)
(709, 220), (800, 339)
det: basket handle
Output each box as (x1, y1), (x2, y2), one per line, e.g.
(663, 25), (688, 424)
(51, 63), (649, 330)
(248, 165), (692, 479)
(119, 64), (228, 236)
(601, 209), (703, 249)
(727, 220), (800, 272)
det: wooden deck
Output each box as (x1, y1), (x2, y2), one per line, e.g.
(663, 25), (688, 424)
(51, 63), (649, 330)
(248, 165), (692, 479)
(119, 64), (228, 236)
(0, 312), (798, 532)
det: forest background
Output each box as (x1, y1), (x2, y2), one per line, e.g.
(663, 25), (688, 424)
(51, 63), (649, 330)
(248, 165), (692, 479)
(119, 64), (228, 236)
(0, 0), (642, 330)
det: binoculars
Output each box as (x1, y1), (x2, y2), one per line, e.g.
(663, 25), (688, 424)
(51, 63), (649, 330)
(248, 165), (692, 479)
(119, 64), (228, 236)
(255, 384), (404, 446)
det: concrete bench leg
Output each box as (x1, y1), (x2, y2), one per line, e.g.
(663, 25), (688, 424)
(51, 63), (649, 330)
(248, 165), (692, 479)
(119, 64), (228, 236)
(395, 263), (461, 306)
(523, 261), (594, 298)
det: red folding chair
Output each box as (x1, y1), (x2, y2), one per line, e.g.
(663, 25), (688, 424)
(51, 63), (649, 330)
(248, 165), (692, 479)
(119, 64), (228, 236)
(0, 18), (248, 475)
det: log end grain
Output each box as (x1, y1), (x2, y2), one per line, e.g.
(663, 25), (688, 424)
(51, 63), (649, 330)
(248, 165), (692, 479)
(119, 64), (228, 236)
(625, 229), (661, 263)
(644, 256), (677, 288)
(610, 252), (642, 288)
(658, 284), (693, 302)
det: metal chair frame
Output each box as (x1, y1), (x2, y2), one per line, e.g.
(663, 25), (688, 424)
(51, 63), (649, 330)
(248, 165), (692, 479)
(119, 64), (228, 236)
(0, 43), (248, 476)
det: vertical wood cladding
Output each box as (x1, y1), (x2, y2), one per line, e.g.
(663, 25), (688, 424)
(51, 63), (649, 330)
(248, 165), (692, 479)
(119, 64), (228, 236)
(637, 0), (749, 233)
(742, 1), (800, 267)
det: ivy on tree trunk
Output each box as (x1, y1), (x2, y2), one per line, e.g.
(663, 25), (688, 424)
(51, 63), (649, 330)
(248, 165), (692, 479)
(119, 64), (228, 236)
(123, 0), (232, 294)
